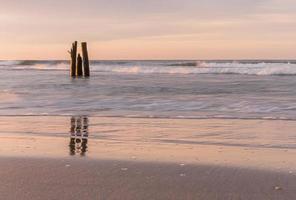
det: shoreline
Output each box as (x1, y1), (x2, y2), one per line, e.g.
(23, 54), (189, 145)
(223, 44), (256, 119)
(1, 114), (296, 121)
(0, 116), (296, 171)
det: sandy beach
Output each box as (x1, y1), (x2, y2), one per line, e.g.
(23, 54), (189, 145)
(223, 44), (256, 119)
(0, 116), (295, 199)
(0, 157), (295, 200)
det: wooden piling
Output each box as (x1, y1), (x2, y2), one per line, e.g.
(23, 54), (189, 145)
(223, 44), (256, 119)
(69, 41), (78, 77)
(81, 42), (90, 77)
(77, 54), (83, 77)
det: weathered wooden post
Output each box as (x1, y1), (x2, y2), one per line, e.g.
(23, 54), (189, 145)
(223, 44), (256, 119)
(69, 41), (78, 77)
(81, 42), (90, 77)
(76, 54), (83, 77)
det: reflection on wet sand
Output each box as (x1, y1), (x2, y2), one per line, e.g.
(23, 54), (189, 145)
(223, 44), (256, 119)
(69, 116), (89, 156)
(1, 116), (296, 172)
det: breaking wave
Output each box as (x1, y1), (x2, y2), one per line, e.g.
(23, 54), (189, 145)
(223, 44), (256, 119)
(1, 60), (296, 76)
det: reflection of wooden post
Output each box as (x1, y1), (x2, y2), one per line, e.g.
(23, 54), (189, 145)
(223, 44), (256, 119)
(82, 116), (88, 135)
(69, 41), (77, 77)
(69, 116), (89, 156)
(81, 42), (90, 77)
(77, 54), (83, 77)
(70, 117), (76, 134)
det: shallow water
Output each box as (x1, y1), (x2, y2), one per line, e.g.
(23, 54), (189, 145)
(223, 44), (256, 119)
(1, 60), (296, 120)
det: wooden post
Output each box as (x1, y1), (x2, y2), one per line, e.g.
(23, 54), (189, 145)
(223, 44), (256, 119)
(76, 54), (83, 77)
(69, 41), (78, 77)
(81, 42), (90, 77)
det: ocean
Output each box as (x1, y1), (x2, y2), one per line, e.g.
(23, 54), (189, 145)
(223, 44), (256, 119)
(1, 60), (296, 120)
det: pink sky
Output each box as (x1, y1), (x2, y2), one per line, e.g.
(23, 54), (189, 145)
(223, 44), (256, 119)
(1, 0), (296, 60)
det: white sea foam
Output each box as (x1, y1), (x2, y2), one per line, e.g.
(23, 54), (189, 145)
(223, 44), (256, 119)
(83, 61), (296, 76)
(2, 60), (296, 75)
(0, 60), (22, 66)
(87, 61), (296, 75)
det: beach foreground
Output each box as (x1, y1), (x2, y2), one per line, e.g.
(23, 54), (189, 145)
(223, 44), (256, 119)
(0, 157), (294, 200)
(0, 116), (296, 199)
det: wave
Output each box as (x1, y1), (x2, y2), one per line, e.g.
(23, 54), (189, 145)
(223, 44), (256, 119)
(0, 60), (69, 71)
(167, 62), (197, 66)
(1, 60), (296, 76)
(97, 61), (296, 75)
(0, 60), (22, 66)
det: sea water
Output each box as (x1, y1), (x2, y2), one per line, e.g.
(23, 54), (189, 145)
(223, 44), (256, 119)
(1, 60), (296, 120)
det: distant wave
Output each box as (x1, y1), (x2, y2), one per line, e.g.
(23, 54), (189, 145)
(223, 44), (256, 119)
(0, 61), (22, 66)
(167, 62), (197, 67)
(18, 60), (68, 66)
(1, 60), (296, 75)
(98, 61), (296, 75)
(0, 60), (69, 71)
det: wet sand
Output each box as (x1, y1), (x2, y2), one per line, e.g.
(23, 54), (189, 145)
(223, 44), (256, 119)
(0, 116), (296, 199)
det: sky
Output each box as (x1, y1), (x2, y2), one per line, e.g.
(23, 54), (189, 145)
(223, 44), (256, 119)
(0, 0), (296, 60)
